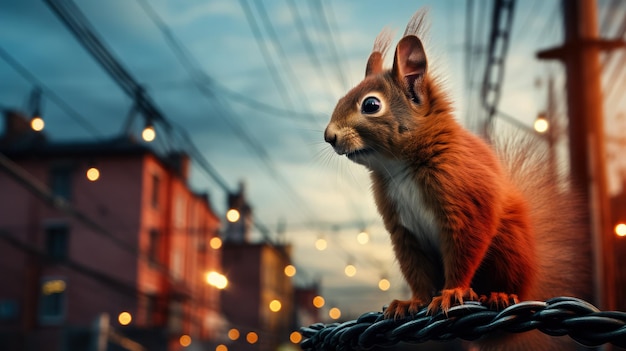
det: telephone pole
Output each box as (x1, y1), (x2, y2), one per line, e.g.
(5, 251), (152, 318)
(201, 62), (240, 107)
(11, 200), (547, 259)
(537, 0), (624, 311)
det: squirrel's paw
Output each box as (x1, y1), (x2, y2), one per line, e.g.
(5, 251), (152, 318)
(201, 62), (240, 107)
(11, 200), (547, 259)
(486, 292), (519, 310)
(383, 299), (424, 319)
(427, 288), (479, 315)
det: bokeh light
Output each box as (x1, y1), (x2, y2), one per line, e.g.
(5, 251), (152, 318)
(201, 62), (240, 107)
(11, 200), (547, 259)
(329, 307), (341, 320)
(226, 209), (240, 222)
(118, 311), (132, 325)
(284, 264), (296, 277)
(312, 295), (325, 308)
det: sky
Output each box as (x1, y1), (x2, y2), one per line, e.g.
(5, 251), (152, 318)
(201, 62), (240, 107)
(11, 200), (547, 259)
(1, 0), (625, 321)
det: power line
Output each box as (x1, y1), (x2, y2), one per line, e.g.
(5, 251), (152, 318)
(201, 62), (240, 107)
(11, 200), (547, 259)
(0, 46), (104, 138)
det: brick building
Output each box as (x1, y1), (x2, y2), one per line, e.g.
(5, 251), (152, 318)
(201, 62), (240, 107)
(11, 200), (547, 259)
(0, 111), (224, 351)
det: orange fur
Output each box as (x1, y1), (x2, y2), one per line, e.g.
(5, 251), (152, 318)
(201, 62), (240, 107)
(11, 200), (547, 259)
(324, 9), (588, 351)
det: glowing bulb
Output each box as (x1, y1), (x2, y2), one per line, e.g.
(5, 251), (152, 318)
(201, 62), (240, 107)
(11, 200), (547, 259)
(246, 332), (258, 344)
(312, 295), (325, 308)
(615, 223), (626, 237)
(206, 271), (228, 289)
(226, 209), (240, 222)
(118, 311), (132, 325)
(30, 116), (44, 131)
(179, 334), (191, 347)
(269, 299), (282, 312)
(344, 264), (356, 277)
(284, 264), (296, 277)
(290, 331), (303, 344)
(227, 328), (240, 341)
(356, 231), (369, 244)
(329, 307), (341, 320)
(534, 117), (549, 133)
(86, 167), (100, 181)
(315, 238), (327, 251)
(378, 278), (391, 291)
(209, 237), (222, 249)
(142, 125), (156, 142)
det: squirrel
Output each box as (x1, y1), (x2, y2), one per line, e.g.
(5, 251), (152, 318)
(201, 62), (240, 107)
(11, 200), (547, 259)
(324, 9), (589, 350)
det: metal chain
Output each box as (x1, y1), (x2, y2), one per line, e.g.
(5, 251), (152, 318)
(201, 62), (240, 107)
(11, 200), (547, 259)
(299, 297), (626, 350)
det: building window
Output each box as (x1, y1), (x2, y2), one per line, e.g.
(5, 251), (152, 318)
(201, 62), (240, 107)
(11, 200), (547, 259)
(151, 174), (160, 209)
(50, 165), (72, 200)
(148, 229), (160, 264)
(45, 224), (69, 261)
(39, 277), (67, 325)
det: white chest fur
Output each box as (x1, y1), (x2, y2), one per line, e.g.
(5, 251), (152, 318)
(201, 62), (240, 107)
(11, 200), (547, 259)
(380, 161), (441, 250)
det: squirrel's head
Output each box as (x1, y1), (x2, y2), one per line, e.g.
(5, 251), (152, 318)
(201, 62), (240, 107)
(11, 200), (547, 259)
(324, 10), (447, 168)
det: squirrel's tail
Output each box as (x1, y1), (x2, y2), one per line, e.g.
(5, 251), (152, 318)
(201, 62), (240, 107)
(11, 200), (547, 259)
(478, 134), (592, 351)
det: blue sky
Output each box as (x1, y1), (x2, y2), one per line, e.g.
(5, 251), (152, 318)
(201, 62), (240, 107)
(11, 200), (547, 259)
(1, 0), (624, 319)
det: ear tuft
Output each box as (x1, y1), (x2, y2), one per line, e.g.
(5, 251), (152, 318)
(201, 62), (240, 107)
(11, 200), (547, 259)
(365, 28), (394, 77)
(403, 8), (430, 38)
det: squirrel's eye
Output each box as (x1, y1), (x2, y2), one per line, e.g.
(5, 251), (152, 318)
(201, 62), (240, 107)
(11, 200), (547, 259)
(361, 96), (381, 114)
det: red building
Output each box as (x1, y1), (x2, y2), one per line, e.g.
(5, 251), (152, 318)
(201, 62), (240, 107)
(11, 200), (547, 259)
(0, 111), (223, 350)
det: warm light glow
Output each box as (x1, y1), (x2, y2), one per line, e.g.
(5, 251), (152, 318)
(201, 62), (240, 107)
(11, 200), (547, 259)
(42, 280), (66, 295)
(246, 332), (258, 344)
(215, 345), (228, 351)
(312, 295), (325, 308)
(344, 264), (356, 277)
(30, 116), (44, 131)
(356, 231), (369, 245)
(290, 331), (303, 344)
(226, 209), (240, 222)
(315, 237), (327, 251)
(378, 278), (391, 291)
(179, 334), (192, 347)
(269, 299), (282, 312)
(86, 167), (100, 181)
(142, 125), (156, 142)
(227, 328), (240, 341)
(284, 264), (296, 277)
(206, 271), (228, 289)
(329, 307), (341, 320)
(118, 311), (132, 325)
(534, 116), (549, 133)
(209, 237), (222, 249)
(615, 223), (626, 237)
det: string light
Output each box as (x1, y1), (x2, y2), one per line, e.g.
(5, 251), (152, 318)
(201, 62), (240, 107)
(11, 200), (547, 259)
(378, 278), (391, 291)
(290, 331), (303, 344)
(30, 116), (45, 131)
(118, 311), (132, 325)
(344, 263), (356, 277)
(226, 209), (240, 222)
(86, 166), (100, 181)
(315, 236), (327, 251)
(179, 335), (191, 347)
(615, 223), (626, 237)
(534, 113), (549, 133)
(284, 264), (296, 277)
(356, 230), (369, 245)
(312, 295), (325, 308)
(329, 307), (341, 320)
(269, 299), (282, 312)
(246, 332), (258, 344)
(142, 123), (156, 142)
(227, 329), (240, 341)
(206, 271), (228, 289)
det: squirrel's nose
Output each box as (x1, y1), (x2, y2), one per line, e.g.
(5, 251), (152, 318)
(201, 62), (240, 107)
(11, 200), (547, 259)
(324, 128), (337, 147)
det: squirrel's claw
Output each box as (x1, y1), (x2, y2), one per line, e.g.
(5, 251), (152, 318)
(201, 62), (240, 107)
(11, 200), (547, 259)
(427, 288), (480, 315)
(486, 292), (519, 310)
(384, 299), (424, 319)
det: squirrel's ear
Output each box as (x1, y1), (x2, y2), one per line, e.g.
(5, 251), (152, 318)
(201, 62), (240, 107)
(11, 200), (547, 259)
(392, 35), (427, 103)
(365, 52), (384, 77)
(365, 28), (394, 77)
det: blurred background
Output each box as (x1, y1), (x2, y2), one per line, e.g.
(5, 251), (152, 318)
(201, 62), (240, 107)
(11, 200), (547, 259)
(0, 0), (625, 350)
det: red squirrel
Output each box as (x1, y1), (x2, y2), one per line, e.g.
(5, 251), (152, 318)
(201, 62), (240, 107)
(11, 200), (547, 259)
(324, 9), (588, 349)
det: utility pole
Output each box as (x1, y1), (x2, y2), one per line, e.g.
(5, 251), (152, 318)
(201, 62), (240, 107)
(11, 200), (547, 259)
(537, 0), (625, 312)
